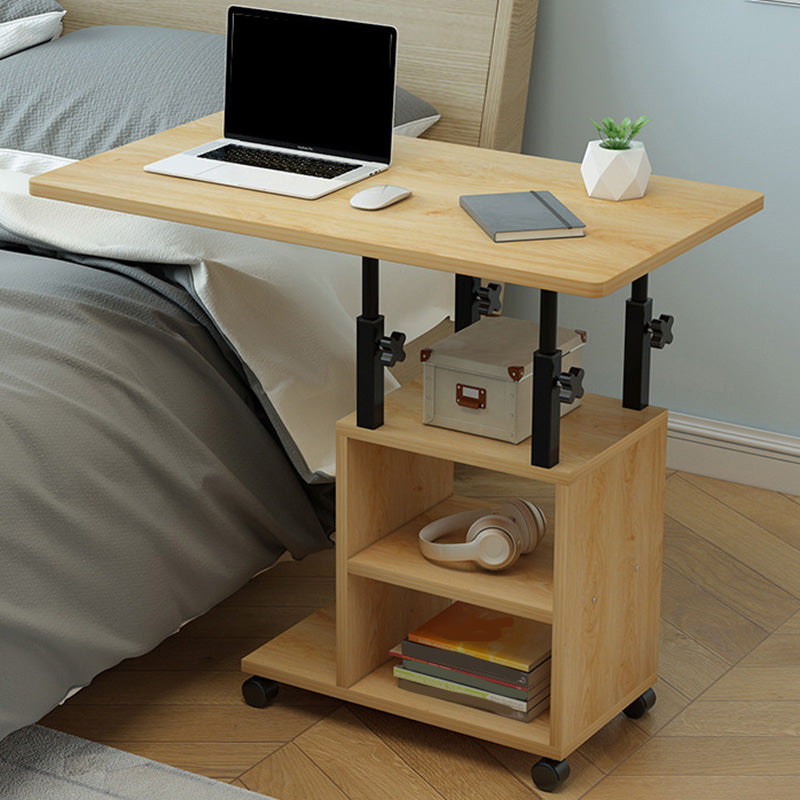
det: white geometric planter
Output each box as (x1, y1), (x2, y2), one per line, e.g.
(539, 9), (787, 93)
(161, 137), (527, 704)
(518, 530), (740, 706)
(580, 140), (651, 201)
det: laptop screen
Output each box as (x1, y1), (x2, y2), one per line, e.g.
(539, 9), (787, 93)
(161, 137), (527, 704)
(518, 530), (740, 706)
(224, 7), (397, 165)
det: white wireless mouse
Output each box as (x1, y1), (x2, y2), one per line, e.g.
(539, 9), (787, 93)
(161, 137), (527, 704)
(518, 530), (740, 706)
(350, 184), (412, 210)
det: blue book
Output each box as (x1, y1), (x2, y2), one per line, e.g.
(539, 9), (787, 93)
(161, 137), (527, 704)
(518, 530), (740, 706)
(460, 190), (585, 242)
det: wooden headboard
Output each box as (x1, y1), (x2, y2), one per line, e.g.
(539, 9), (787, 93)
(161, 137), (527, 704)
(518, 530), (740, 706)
(58, 0), (538, 153)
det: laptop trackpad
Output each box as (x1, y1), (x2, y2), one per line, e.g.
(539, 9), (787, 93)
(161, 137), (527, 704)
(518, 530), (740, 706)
(197, 164), (244, 185)
(168, 158), (228, 178)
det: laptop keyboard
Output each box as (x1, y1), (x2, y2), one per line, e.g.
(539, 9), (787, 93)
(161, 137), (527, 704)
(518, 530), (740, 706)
(199, 143), (361, 179)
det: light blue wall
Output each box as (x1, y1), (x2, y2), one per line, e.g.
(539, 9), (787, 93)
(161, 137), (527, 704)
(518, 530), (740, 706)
(509, 0), (800, 436)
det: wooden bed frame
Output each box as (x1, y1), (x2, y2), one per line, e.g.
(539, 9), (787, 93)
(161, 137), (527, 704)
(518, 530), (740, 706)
(58, 0), (539, 153)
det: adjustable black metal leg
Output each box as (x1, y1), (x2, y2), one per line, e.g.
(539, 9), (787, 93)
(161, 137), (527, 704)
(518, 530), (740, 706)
(532, 290), (562, 468)
(357, 257), (384, 428)
(356, 257), (406, 429)
(623, 275), (674, 410)
(455, 274), (481, 332)
(623, 276), (653, 410)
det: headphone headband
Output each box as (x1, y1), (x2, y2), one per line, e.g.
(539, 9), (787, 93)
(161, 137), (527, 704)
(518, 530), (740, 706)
(418, 501), (546, 571)
(418, 508), (490, 563)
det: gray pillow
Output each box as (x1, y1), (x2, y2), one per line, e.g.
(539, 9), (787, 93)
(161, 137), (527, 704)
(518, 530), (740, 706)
(0, 24), (439, 160)
(0, 0), (65, 60)
(0, 26), (225, 158)
(394, 86), (440, 137)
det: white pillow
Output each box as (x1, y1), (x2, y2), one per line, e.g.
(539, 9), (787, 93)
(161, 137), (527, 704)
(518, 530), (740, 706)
(394, 113), (442, 138)
(0, 9), (65, 60)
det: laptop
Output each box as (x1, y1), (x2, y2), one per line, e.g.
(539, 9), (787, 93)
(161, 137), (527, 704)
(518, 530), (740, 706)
(144, 6), (398, 200)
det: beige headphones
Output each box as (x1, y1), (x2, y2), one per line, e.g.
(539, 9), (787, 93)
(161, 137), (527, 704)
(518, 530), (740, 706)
(418, 500), (547, 571)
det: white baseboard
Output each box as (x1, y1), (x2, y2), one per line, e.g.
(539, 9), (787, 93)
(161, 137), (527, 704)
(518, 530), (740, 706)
(667, 412), (800, 495)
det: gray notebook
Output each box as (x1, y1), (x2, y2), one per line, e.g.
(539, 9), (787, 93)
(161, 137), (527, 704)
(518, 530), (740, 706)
(460, 190), (585, 242)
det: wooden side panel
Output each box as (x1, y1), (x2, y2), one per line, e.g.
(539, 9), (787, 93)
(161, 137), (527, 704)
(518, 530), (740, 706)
(336, 435), (453, 687)
(480, 0), (539, 152)
(340, 577), (451, 689)
(335, 436), (454, 560)
(549, 415), (667, 753)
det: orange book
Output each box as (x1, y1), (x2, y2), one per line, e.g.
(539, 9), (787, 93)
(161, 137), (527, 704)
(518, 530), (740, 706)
(408, 602), (551, 671)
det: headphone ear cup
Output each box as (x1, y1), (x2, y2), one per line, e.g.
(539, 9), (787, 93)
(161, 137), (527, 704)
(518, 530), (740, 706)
(495, 500), (547, 554)
(471, 528), (518, 571)
(465, 516), (519, 570)
(524, 501), (547, 551)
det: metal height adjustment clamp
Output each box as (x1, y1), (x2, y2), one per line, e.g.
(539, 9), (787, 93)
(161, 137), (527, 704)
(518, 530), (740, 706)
(648, 314), (674, 349)
(557, 366), (585, 404)
(476, 282), (503, 316)
(378, 331), (406, 367)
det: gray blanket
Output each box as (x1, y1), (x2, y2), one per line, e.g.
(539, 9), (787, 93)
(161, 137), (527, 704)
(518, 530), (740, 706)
(0, 247), (332, 740)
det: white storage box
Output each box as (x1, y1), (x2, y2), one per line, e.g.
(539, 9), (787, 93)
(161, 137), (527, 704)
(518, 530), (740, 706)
(421, 316), (586, 444)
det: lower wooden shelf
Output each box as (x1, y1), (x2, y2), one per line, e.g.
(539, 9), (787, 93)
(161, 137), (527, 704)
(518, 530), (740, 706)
(242, 606), (557, 758)
(347, 494), (554, 623)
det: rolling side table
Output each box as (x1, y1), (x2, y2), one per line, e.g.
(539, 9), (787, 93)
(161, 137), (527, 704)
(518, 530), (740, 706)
(30, 114), (763, 790)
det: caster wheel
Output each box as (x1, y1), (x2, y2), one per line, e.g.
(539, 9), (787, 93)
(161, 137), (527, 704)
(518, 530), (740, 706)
(242, 676), (279, 708)
(531, 757), (570, 792)
(623, 687), (656, 719)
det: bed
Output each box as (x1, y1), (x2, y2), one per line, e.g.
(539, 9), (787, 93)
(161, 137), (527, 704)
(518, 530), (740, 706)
(0, 0), (538, 742)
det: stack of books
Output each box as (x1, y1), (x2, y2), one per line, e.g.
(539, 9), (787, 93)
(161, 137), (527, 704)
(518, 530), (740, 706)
(391, 602), (551, 723)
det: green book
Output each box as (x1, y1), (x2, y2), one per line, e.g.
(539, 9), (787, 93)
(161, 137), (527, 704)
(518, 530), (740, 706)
(460, 190), (585, 242)
(394, 669), (550, 723)
(393, 665), (548, 713)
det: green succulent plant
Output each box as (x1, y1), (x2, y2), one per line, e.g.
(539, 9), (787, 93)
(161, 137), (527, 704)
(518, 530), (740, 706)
(591, 115), (649, 150)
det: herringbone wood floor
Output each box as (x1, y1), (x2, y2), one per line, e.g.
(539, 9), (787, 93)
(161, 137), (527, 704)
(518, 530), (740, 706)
(42, 466), (800, 799)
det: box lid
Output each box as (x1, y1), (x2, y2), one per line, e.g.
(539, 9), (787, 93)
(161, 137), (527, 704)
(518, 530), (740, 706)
(422, 316), (585, 381)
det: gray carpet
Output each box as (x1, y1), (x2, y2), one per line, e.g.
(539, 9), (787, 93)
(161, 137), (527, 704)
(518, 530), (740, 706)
(0, 726), (273, 799)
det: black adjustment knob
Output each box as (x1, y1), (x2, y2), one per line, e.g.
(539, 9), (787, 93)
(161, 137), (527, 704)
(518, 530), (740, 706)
(557, 366), (585, 404)
(378, 331), (406, 367)
(477, 282), (502, 316)
(649, 314), (674, 349)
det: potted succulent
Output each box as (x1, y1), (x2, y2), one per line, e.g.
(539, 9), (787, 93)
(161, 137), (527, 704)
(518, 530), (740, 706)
(580, 115), (651, 201)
